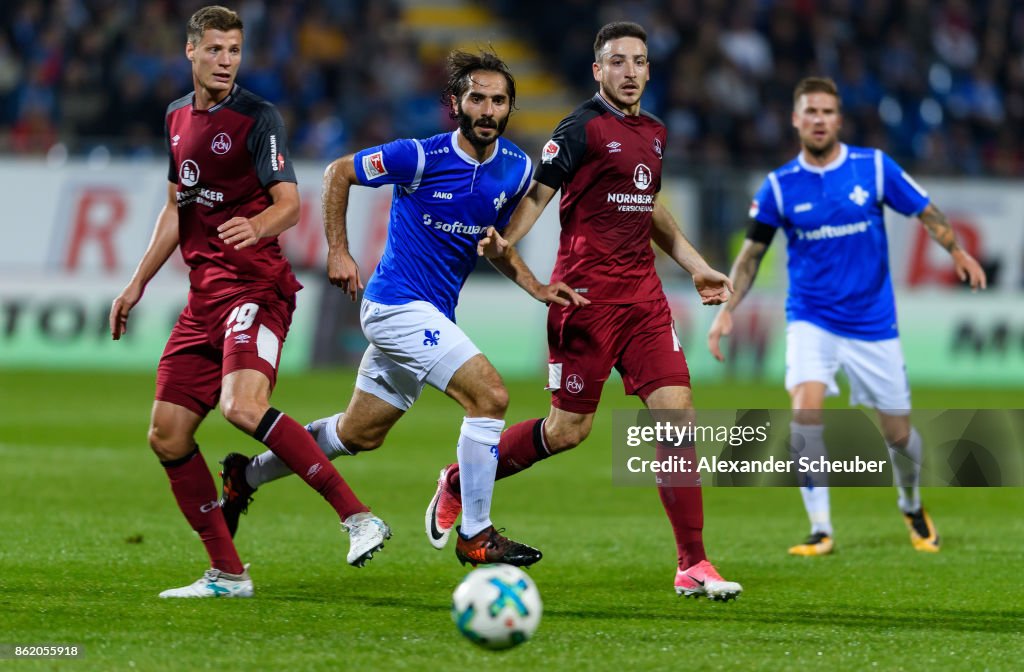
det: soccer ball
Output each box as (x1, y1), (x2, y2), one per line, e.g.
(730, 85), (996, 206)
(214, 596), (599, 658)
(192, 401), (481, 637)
(451, 564), (542, 650)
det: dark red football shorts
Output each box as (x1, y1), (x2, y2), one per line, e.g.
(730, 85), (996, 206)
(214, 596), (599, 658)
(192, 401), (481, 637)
(156, 287), (295, 417)
(546, 296), (690, 414)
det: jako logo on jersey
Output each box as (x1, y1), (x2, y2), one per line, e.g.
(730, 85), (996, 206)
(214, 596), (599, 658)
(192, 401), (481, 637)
(653, 138), (663, 159)
(433, 191), (453, 200)
(606, 141), (622, 153)
(541, 140), (560, 164)
(270, 134), (279, 170)
(211, 132), (232, 155)
(633, 164), (652, 190)
(363, 151), (387, 180)
(849, 185), (869, 206)
(493, 191), (507, 211)
(794, 203), (813, 213)
(423, 330), (440, 347)
(565, 374), (584, 394)
(180, 159), (200, 187)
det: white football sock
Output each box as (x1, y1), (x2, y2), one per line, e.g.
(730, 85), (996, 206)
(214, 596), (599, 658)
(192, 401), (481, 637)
(887, 426), (923, 514)
(456, 416), (504, 538)
(244, 412), (351, 488)
(791, 422), (833, 536)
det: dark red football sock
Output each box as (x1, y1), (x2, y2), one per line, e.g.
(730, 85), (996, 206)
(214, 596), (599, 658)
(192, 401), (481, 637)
(655, 443), (707, 569)
(255, 408), (369, 520)
(162, 448), (245, 575)
(445, 418), (550, 493)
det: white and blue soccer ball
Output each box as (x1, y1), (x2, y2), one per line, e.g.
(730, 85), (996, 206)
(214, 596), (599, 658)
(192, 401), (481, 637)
(451, 564), (542, 650)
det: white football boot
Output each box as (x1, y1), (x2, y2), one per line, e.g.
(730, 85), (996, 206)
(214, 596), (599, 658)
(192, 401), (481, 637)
(159, 566), (253, 598)
(342, 512), (392, 567)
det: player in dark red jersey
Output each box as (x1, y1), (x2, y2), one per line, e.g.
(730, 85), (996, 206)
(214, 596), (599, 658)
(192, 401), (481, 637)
(109, 5), (387, 599)
(425, 22), (743, 600)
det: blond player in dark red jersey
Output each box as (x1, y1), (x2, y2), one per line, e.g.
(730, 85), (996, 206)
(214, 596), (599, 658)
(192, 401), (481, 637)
(109, 5), (386, 599)
(425, 22), (743, 600)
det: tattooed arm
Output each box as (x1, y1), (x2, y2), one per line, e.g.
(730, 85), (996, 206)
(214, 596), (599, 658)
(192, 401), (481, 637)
(707, 239), (770, 362)
(917, 203), (987, 290)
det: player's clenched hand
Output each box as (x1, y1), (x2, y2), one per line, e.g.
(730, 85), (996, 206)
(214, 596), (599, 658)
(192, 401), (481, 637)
(707, 310), (733, 362)
(109, 284), (143, 340)
(532, 282), (591, 307)
(477, 226), (510, 258)
(218, 217), (262, 250)
(952, 249), (987, 291)
(692, 268), (734, 305)
(327, 249), (363, 301)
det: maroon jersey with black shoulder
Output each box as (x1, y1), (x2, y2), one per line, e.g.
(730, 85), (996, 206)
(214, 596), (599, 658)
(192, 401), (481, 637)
(533, 94), (667, 304)
(165, 85), (301, 297)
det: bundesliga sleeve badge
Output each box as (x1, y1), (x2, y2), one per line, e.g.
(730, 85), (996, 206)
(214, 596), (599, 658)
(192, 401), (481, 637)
(541, 140), (560, 164)
(362, 151), (388, 180)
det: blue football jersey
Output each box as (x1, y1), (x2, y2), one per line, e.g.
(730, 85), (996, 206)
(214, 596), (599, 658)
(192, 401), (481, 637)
(352, 131), (532, 321)
(750, 144), (930, 340)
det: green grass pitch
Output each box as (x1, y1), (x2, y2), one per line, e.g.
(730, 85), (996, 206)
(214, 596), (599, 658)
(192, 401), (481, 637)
(0, 369), (1019, 670)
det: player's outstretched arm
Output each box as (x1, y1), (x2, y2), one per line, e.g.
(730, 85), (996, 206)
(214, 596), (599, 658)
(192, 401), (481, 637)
(707, 239), (769, 362)
(478, 180), (557, 257)
(110, 182), (180, 340)
(487, 247), (590, 307)
(321, 154), (363, 301)
(217, 181), (300, 251)
(650, 202), (733, 304)
(917, 203), (987, 290)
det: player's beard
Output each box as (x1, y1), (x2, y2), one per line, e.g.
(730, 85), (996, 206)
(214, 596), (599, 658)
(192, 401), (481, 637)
(457, 107), (508, 150)
(804, 133), (838, 160)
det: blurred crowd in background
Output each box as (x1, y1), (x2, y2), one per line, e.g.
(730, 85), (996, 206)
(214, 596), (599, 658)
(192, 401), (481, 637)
(2, 0), (1023, 175)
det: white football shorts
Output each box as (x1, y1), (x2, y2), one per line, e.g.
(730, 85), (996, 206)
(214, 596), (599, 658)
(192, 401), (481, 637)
(785, 320), (911, 415)
(356, 299), (481, 411)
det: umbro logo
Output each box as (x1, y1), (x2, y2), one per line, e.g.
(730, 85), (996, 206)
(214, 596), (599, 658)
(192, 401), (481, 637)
(606, 141), (622, 153)
(849, 185), (870, 206)
(171, 134), (181, 146)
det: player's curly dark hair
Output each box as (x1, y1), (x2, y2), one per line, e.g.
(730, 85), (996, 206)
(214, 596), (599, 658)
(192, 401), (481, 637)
(441, 50), (516, 119)
(593, 21), (647, 62)
(187, 6), (244, 46)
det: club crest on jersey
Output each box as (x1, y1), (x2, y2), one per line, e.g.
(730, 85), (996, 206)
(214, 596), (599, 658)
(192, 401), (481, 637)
(633, 163), (652, 190)
(211, 132), (232, 155)
(565, 374), (584, 394)
(363, 151), (387, 180)
(849, 185), (869, 206)
(180, 159), (200, 187)
(653, 138), (662, 159)
(493, 191), (507, 211)
(748, 199), (760, 218)
(541, 140), (560, 164)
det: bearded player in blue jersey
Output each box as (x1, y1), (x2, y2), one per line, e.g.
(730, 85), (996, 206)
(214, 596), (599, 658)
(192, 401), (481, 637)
(218, 51), (586, 567)
(708, 77), (986, 556)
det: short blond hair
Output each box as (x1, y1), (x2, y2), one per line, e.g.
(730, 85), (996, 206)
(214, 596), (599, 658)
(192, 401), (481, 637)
(793, 77), (840, 109)
(187, 6), (243, 46)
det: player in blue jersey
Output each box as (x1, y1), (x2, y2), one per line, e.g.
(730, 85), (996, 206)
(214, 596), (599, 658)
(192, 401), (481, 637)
(218, 50), (586, 567)
(708, 77), (986, 556)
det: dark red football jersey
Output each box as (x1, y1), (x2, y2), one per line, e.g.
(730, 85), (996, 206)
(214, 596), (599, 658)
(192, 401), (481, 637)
(533, 94), (667, 304)
(165, 85), (301, 297)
